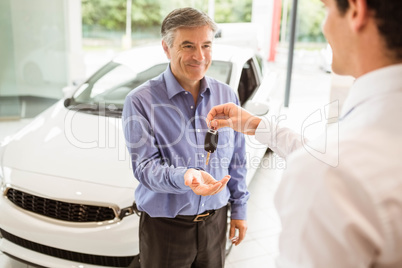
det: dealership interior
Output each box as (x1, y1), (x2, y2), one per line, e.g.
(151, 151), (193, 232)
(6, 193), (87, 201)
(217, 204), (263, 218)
(0, 0), (355, 267)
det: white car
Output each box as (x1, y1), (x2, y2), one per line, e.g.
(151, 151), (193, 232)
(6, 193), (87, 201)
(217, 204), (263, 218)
(0, 44), (278, 268)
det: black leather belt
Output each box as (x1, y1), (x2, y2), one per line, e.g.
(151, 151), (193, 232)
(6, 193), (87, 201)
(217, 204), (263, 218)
(134, 202), (227, 222)
(176, 209), (217, 222)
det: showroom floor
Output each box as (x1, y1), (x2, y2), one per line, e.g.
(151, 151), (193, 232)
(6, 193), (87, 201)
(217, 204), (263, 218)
(0, 45), (343, 267)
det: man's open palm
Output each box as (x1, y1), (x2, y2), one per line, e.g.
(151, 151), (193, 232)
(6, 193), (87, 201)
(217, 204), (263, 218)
(184, 169), (230, 196)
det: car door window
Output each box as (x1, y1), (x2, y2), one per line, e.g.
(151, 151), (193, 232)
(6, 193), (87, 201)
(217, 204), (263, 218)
(206, 60), (232, 84)
(238, 59), (260, 105)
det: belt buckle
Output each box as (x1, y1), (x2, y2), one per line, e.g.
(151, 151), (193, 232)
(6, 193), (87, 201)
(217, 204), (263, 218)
(193, 212), (210, 222)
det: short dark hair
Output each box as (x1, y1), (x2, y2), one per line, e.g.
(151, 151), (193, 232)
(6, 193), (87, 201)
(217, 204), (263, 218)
(161, 7), (218, 48)
(335, 0), (402, 59)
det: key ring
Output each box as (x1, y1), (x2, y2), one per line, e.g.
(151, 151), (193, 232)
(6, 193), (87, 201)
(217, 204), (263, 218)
(208, 120), (216, 131)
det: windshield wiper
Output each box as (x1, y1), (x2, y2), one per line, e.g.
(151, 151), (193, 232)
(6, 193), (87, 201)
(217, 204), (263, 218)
(104, 107), (123, 118)
(68, 103), (123, 118)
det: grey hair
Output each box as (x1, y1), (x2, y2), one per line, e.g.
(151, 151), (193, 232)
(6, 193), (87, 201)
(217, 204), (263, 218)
(161, 7), (218, 48)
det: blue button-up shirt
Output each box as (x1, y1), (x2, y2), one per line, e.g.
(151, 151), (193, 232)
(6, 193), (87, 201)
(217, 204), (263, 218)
(122, 66), (249, 220)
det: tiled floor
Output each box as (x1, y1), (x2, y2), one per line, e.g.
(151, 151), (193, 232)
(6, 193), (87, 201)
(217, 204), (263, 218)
(0, 46), (336, 267)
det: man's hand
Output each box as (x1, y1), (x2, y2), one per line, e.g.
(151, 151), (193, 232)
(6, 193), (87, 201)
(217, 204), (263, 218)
(206, 102), (261, 135)
(184, 169), (230, 196)
(229, 219), (248, 246)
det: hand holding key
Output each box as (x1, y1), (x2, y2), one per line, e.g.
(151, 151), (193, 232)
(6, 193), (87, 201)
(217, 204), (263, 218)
(204, 128), (219, 165)
(206, 102), (262, 135)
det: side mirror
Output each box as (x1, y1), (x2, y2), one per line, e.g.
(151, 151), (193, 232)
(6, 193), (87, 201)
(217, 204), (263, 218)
(243, 100), (270, 116)
(64, 98), (71, 108)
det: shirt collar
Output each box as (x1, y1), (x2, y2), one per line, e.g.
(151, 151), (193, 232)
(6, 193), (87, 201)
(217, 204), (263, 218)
(340, 64), (402, 118)
(163, 64), (211, 99)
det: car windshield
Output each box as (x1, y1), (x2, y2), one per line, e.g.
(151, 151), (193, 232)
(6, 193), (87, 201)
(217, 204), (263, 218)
(69, 60), (232, 116)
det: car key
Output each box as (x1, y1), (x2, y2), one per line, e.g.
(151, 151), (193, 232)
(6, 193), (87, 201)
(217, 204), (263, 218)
(204, 128), (218, 165)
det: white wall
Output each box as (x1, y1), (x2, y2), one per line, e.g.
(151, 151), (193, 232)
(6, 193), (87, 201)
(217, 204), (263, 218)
(0, 0), (84, 99)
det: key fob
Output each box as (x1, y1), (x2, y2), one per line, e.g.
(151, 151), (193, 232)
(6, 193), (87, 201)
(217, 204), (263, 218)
(204, 129), (219, 153)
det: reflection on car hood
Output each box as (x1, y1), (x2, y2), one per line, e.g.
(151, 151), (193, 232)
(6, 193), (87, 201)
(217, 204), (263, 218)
(3, 100), (135, 188)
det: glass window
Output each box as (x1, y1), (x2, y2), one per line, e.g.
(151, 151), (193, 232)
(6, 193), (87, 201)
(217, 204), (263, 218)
(73, 63), (167, 106)
(207, 61), (232, 84)
(238, 59), (259, 105)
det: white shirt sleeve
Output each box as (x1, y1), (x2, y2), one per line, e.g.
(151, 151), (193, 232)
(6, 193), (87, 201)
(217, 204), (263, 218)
(254, 118), (306, 159)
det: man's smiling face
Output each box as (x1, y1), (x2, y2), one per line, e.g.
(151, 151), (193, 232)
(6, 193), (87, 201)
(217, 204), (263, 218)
(163, 25), (213, 88)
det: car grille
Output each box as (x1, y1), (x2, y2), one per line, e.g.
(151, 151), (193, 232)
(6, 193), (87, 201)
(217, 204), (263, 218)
(5, 188), (116, 223)
(0, 228), (138, 267)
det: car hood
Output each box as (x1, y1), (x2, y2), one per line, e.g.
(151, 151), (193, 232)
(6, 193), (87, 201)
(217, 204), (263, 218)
(2, 100), (135, 188)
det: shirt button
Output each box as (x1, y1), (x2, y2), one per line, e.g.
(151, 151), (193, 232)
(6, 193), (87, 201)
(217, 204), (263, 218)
(202, 203), (204, 206)
(197, 129), (200, 132)
(190, 106), (194, 109)
(185, 92), (188, 94)
(201, 154), (204, 158)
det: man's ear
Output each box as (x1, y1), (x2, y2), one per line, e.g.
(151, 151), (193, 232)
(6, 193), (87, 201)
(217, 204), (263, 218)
(162, 40), (171, 59)
(348, 0), (370, 32)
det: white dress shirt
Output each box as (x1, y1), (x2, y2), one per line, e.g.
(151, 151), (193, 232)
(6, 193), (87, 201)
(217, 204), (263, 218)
(255, 64), (402, 268)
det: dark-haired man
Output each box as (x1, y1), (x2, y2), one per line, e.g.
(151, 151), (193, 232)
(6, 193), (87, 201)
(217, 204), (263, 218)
(207, 0), (402, 267)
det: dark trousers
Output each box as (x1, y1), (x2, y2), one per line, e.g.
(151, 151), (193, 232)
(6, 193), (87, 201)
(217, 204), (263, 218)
(139, 206), (228, 268)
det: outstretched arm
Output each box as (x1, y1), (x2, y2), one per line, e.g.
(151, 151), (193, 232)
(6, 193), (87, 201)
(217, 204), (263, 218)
(207, 102), (306, 159)
(206, 102), (261, 135)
